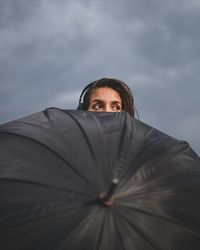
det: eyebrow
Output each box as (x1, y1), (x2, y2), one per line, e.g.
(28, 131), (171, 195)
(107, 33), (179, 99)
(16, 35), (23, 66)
(91, 99), (121, 104)
(91, 99), (104, 103)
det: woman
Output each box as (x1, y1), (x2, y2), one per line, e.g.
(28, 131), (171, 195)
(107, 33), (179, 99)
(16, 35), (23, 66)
(77, 78), (136, 117)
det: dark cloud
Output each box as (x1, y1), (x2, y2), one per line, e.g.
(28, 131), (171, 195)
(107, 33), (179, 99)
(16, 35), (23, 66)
(0, 0), (199, 153)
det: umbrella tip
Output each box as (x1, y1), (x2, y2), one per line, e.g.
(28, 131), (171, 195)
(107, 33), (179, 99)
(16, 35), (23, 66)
(98, 178), (119, 207)
(112, 177), (119, 185)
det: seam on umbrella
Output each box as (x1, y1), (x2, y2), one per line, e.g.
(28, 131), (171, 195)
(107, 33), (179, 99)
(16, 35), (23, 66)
(116, 204), (200, 236)
(59, 110), (97, 162)
(119, 132), (190, 187)
(115, 207), (161, 250)
(0, 131), (97, 190)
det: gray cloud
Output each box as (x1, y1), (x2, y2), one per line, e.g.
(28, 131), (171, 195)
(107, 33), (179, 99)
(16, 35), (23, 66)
(0, 0), (199, 153)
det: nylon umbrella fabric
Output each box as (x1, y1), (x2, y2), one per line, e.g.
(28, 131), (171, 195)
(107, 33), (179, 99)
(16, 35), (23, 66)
(0, 108), (200, 250)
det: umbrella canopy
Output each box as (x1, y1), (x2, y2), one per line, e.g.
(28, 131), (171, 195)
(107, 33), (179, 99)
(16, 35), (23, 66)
(0, 108), (200, 250)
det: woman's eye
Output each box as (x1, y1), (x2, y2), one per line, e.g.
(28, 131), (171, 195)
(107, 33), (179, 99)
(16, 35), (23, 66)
(112, 105), (121, 111)
(93, 103), (102, 110)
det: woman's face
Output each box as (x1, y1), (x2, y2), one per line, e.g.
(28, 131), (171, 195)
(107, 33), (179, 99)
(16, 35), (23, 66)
(87, 87), (122, 112)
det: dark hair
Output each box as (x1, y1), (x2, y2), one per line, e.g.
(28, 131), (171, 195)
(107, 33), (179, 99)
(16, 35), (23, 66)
(78, 78), (135, 117)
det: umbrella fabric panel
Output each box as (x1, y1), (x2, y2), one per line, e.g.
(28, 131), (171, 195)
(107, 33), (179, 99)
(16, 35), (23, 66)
(0, 132), (99, 195)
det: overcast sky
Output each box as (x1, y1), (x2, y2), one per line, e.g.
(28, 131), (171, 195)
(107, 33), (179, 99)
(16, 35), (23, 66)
(0, 0), (200, 154)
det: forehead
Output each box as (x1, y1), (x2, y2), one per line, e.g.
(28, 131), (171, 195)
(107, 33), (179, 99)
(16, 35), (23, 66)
(89, 87), (122, 102)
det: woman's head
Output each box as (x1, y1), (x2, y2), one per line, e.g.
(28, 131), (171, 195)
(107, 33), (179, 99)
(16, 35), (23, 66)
(78, 78), (135, 117)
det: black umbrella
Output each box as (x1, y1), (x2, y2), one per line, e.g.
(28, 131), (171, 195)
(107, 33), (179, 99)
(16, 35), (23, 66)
(0, 108), (200, 250)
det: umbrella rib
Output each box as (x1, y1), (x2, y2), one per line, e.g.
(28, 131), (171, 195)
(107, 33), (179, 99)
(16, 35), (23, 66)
(0, 131), (97, 190)
(34, 206), (92, 250)
(61, 111), (110, 189)
(117, 203), (200, 236)
(113, 112), (134, 180)
(115, 127), (155, 186)
(112, 209), (129, 250)
(0, 203), (88, 231)
(115, 208), (161, 250)
(119, 134), (190, 188)
(61, 110), (97, 162)
(115, 166), (199, 199)
(0, 177), (94, 198)
(0, 131), (71, 166)
(85, 208), (107, 250)
(122, 127), (154, 173)
(60, 111), (108, 189)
